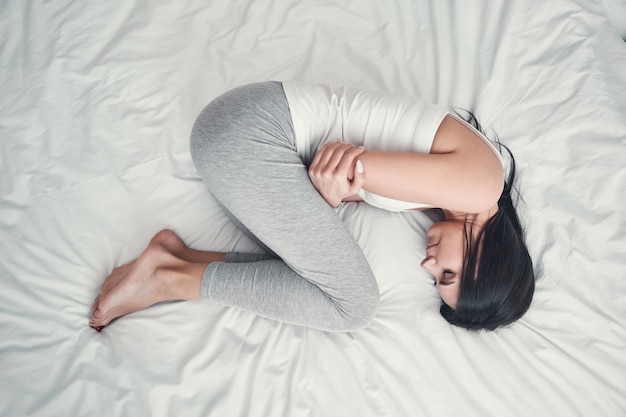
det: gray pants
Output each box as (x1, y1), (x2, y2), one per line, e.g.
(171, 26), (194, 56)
(190, 82), (379, 331)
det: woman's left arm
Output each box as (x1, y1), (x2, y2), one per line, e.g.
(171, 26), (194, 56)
(358, 115), (504, 213)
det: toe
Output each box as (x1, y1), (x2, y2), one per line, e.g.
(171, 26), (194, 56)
(90, 307), (107, 325)
(91, 296), (100, 314)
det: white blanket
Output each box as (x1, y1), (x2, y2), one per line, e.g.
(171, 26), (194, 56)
(1, 1), (625, 416)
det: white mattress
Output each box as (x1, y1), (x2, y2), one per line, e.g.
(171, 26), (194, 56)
(1, 1), (625, 416)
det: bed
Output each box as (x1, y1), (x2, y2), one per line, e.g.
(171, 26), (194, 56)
(1, 0), (625, 416)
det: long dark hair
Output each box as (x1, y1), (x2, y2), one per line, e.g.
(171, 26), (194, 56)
(440, 111), (535, 331)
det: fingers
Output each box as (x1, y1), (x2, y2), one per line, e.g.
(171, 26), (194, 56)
(336, 145), (365, 179)
(308, 142), (366, 207)
(309, 142), (364, 177)
(309, 142), (339, 174)
(350, 159), (366, 195)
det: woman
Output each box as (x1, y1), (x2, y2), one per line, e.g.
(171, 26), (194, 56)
(89, 81), (534, 332)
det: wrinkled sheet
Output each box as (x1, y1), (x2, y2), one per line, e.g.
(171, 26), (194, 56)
(1, 1), (625, 416)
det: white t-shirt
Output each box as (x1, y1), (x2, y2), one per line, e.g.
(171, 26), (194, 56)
(281, 80), (503, 211)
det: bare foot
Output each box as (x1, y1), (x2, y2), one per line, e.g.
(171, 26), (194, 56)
(90, 230), (216, 330)
(91, 261), (135, 315)
(149, 229), (188, 256)
(89, 230), (183, 316)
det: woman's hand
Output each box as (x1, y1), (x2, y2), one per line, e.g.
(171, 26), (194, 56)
(308, 142), (366, 207)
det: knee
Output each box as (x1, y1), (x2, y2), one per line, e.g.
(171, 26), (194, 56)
(341, 300), (379, 332)
(189, 95), (236, 173)
(330, 279), (380, 332)
(189, 114), (220, 172)
(189, 113), (232, 186)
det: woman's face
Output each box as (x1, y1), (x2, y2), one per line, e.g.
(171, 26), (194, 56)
(421, 220), (467, 309)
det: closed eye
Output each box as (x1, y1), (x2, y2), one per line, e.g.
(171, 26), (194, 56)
(432, 270), (456, 286)
(440, 270), (456, 286)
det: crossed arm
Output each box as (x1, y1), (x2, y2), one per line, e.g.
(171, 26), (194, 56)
(308, 115), (505, 214)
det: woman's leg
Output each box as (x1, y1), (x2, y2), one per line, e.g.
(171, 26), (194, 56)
(90, 230), (224, 330)
(90, 230), (222, 314)
(190, 82), (379, 331)
(89, 229), (283, 330)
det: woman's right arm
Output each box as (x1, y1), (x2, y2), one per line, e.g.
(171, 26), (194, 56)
(309, 115), (504, 213)
(357, 115), (504, 213)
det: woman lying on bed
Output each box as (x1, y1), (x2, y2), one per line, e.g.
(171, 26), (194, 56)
(89, 81), (535, 333)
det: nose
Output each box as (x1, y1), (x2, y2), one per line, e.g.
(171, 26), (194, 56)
(421, 256), (436, 269)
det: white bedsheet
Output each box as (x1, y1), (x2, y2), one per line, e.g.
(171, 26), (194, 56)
(1, 1), (625, 416)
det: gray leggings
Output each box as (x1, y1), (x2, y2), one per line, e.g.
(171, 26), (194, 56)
(189, 82), (379, 331)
